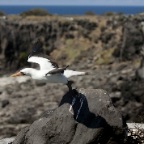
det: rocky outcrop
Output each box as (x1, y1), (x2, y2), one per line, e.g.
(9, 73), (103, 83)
(1, 14), (144, 139)
(13, 89), (127, 144)
(113, 15), (144, 60)
(0, 16), (98, 69)
(1, 14), (144, 67)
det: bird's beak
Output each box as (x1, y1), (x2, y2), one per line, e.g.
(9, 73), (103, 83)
(10, 72), (23, 77)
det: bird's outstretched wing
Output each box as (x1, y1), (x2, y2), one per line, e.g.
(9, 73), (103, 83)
(28, 39), (58, 70)
(28, 39), (43, 58)
(28, 56), (58, 70)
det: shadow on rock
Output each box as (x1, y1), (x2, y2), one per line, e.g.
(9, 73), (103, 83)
(13, 88), (127, 144)
(59, 89), (108, 129)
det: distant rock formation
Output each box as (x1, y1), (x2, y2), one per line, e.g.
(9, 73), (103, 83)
(1, 14), (144, 69)
(135, 47), (144, 80)
(113, 21), (143, 60)
(0, 16), (98, 69)
(13, 89), (127, 144)
(135, 22), (144, 80)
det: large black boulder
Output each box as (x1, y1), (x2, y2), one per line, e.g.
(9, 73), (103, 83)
(13, 89), (127, 144)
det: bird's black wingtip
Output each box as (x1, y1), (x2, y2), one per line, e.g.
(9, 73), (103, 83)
(28, 38), (43, 58)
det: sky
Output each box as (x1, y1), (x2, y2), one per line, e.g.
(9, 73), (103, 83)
(0, 0), (144, 6)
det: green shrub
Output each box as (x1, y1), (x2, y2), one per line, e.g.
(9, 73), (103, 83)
(20, 9), (51, 16)
(0, 11), (5, 16)
(103, 12), (115, 16)
(84, 11), (95, 16)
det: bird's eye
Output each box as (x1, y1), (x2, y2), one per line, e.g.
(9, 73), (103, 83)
(21, 72), (26, 75)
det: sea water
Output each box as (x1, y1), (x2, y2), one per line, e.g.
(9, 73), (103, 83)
(0, 5), (144, 15)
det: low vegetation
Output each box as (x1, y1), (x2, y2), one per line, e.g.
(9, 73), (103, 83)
(84, 11), (95, 15)
(0, 11), (5, 16)
(51, 38), (90, 65)
(103, 12), (115, 16)
(20, 8), (51, 16)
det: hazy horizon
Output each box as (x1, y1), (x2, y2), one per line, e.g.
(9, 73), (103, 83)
(0, 5), (144, 7)
(0, 0), (144, 6)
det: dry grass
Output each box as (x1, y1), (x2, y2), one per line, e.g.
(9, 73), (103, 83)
(51, 38), (90, 65)
(95, 48), (115, 65)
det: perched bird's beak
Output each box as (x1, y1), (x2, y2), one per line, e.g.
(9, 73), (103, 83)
(10, 72), (23, 77)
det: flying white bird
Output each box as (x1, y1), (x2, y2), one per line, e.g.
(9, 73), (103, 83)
(11, 55), (85, 90)
(11, 39), (85, 90)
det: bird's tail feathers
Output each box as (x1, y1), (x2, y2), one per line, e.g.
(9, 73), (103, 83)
(64, 69), (86, 78)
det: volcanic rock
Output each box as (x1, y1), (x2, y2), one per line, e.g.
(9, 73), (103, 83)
(13, 89), (127, 144)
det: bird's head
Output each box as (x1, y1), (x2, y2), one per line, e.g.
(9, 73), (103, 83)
(11, 68), (31, 77)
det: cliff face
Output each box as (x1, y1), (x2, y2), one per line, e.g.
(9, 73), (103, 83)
(1, 14), (144, 70)
(0, 14), (144, 138)
(0, 15), (122, 70)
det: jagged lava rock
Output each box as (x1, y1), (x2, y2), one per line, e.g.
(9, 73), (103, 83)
(13, 89), (127, 144)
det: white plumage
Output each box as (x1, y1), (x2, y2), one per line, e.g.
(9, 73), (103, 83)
(64, 69), (85, 78)
(11, 56), (85, 90)
(28, 56), (55, 71)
